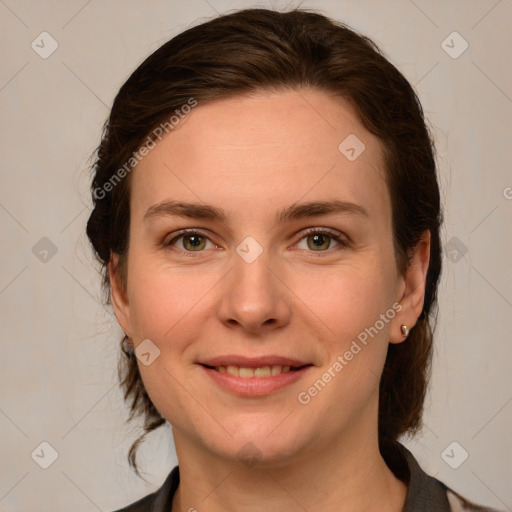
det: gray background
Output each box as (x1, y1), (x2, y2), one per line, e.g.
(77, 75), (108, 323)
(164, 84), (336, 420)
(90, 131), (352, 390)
(0, 0), (511, 510)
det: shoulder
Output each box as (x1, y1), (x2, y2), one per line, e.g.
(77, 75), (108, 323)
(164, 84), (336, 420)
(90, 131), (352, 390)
(109, 466), (180, 512)
(384, 441), (504, 512)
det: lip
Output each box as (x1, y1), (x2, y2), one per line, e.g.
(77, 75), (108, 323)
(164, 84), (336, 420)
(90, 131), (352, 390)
(199, 354), (310, 368)
(199, 363), (313, 397)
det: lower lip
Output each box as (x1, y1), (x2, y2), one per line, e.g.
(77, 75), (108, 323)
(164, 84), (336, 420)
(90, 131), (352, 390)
(200, 365), (312, 397)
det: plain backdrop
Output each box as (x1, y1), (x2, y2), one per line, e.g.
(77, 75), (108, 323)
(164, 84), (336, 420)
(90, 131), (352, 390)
(0, 0), (511, 510)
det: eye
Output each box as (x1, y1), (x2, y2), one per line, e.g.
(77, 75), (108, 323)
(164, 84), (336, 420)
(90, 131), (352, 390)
(294, 228), (348, 252)
(165, 230), (216, 252)
(164, 228), (349, 255)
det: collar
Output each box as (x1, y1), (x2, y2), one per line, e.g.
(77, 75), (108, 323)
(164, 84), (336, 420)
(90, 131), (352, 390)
(383, 441), (451, 512)
(115, 442), (452, 512)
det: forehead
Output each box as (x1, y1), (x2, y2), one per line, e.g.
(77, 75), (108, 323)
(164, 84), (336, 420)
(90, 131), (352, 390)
(130, 88), (390, 224)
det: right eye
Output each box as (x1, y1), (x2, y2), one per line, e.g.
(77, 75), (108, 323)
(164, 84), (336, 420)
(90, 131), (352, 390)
(164, 230), (217, 252)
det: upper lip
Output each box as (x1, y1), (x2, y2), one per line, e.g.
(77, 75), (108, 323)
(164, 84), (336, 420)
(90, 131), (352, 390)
(199, 355), (311, 368)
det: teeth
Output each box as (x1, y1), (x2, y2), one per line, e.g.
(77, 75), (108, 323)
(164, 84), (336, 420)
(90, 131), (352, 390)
(214, 364), (292, 378)
(271, 365), (283, 376)
(254, 366), (271, 377)
(226, 365), (239, 377)
(239, 367), (254, 378)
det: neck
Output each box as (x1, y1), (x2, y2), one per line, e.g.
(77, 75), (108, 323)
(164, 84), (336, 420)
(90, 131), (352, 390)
(170, 418), (407, 512)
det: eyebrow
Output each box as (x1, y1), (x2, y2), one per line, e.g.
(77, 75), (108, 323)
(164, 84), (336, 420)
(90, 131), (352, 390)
(143, 199), (369, 225)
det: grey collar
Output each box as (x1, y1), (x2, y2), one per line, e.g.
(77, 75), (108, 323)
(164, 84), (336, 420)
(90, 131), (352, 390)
(114, 441), (452, 511)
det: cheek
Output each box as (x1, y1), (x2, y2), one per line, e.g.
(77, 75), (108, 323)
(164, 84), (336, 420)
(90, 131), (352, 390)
(290, 259), (395, 401)
(291, 265), (393, 429)
(292, 260), (395, 343)
(126, 253), (221, 343)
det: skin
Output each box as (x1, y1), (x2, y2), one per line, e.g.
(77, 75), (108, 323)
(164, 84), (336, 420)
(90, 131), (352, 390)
(109, 88), (430, 512)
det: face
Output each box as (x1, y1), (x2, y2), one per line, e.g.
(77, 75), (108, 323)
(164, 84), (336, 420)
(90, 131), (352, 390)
(110, 88), (428, 467)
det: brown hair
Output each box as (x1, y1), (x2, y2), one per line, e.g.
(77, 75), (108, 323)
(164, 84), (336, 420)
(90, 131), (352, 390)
(86, 7), (442, 477)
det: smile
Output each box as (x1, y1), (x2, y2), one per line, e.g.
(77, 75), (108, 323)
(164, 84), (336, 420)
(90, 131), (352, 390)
(205, 364), (302, 378)
(200, 363), (313, 396)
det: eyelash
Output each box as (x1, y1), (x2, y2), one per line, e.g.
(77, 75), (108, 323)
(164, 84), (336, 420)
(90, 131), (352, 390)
(163, 227), (349, 256)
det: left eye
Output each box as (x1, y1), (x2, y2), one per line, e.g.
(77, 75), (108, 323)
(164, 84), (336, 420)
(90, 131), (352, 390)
(295, 230), (347, 252)
(166, 231), (215, 252)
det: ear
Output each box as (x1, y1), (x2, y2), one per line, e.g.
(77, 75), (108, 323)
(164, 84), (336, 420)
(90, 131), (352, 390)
(108, 253), (133, 338)
(390, 230), (431, 344)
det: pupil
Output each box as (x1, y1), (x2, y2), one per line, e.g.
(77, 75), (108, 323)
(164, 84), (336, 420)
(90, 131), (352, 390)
(309, 234), (329, 250)
(186, 235), (203, 250)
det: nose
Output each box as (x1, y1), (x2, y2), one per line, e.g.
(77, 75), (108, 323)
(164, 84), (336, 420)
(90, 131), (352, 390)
(217, 251), (292, 335)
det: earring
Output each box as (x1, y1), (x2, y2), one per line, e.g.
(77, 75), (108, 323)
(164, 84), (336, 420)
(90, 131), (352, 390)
(400, 325), (410, 338)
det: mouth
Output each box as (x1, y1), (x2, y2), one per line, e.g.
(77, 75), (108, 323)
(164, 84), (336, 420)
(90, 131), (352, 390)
(200, 363), (311, 378)
(198, 357), (314, 396)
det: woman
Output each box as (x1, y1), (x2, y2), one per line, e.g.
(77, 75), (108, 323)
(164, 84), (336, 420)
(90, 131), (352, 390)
(86, 8), (502, 512)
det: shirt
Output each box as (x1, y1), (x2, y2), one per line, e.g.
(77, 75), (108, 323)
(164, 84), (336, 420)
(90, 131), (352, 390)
(111, 442), (502, 512)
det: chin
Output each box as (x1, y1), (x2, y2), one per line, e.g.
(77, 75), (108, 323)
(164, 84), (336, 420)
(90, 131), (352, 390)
(200, 422), (312, 469)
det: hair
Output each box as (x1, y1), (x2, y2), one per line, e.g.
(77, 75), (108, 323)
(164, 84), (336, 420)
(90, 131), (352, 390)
(86, 7), (442, 477)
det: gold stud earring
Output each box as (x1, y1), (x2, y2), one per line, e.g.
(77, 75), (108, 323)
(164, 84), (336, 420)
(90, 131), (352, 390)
(400, 325), (410, 338)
